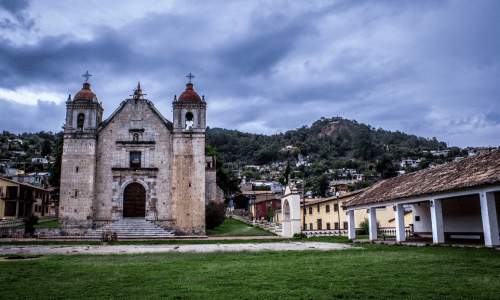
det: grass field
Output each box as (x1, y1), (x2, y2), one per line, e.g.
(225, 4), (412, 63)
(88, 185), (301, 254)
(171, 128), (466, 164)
(1, 244), (499, 299)
(206, 217), (275, 236)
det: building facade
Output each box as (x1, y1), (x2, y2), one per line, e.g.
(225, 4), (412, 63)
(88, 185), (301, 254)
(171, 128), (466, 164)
(59, 79), (214, 235)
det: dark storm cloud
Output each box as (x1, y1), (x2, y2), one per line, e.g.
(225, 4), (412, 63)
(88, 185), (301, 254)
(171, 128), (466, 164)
(0, 98), (65, 133)
(0, 0), (34, 30)
(0, 1), (499, 147)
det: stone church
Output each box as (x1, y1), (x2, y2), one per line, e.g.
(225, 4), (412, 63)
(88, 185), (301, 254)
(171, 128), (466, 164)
(59, 77), (218, 236)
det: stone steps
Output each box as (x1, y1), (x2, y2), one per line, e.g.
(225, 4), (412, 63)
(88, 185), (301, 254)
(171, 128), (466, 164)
(85, 218), (175, 238)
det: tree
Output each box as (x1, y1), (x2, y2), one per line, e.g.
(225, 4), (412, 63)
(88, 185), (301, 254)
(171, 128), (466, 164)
(266, 207), (275, 221)
(284, 161), (291, 184)
(359, 217), (380, 233)
(41, 140), (52, 157)
(205, 201), (227, 229)
(206, 143), (240, 193)
(312, 174), (330, 197)
(49, 132), (63, 188)
(375, 154), (399, 179)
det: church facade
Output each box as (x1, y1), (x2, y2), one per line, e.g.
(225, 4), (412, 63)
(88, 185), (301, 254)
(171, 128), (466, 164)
(59, 79), (213, 235)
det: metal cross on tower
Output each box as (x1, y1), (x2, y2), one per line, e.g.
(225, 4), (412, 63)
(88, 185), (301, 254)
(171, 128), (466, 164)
(186, 73), (195, 83)
(82, 71), (92, 83)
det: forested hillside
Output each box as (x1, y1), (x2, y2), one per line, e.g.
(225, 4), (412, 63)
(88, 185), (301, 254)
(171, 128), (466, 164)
(206, 117), (451, 166)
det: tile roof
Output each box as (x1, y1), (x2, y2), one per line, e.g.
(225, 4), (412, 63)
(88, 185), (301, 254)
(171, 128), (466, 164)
(0, 177), (51, 192)
(345, 150), (500, 208)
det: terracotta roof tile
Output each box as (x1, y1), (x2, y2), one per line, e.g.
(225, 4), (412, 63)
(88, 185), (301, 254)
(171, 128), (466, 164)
(345, 150), (500, 208)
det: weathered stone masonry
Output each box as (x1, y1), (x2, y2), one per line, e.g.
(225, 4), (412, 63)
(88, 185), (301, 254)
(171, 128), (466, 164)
(59, 81), (213, 236)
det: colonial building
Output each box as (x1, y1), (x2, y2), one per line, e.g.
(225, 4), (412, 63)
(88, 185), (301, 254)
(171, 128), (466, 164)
(344, 150), (500, 247)
(59, 76), (216, 236)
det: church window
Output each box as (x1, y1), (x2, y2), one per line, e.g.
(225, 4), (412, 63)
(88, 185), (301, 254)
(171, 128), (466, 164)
(130, 152), (141, 168)
(133, 133), (139, 142)
(185, 112), (194, 129)
(76, 166), (79, 172)
(77, 114), (85, 131)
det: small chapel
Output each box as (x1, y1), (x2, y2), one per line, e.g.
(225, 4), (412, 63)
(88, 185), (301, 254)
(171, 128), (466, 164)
(59, 73), (218, 236)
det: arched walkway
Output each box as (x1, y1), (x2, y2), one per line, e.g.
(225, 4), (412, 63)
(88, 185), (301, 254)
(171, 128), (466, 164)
(123, 182), (146, 217)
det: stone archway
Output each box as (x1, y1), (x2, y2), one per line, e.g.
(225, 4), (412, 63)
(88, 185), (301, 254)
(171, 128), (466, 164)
(123, 182), (146, 218)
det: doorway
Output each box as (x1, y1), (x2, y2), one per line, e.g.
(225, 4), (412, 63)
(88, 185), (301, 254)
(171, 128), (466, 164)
(123, 183), (146, 218)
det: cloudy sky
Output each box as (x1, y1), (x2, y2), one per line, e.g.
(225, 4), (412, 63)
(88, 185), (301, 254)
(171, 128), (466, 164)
(0, 0), (499, 147)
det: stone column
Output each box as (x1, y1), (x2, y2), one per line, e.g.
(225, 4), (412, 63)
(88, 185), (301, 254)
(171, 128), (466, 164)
(395, 204), (406, 243)
(15, 201), (19, 219)
(430, 198), (444, 244)
(368, 208), (377, 241)
(479, 191), (499, 247)
(348, 210), (356, 240)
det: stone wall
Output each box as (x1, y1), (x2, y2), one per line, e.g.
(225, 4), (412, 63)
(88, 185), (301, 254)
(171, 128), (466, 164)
(205, 156), (217, 205)
(172, 132), (206, 235)
(59, 138), (96, 229)
(94, 98), (173, 225)
(1, 227), (88, 238)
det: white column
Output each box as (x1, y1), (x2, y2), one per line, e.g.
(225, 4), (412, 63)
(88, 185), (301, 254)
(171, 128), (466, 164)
(480, 191), (499, 247)
(348, 210), (356, 240)
(368, 208), (377, 241)
(430, 198), (444, 244)
(395, 204), (406, 242)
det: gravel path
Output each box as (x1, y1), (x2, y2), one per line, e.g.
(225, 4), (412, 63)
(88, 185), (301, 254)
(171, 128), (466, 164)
(0, 242), (360, 255)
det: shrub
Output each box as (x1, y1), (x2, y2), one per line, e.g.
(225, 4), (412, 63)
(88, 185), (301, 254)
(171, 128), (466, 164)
(206, 201), (227, 229)
(359, 217), (380, 233)
(293, 232), (307, 239)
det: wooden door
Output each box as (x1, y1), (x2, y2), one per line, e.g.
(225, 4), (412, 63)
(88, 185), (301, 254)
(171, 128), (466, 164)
(123, 183), (146, 217)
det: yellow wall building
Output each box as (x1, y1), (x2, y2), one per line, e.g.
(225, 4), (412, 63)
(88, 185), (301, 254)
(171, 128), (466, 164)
(0, 178), (51, 219)
(276, 191), (413, 233)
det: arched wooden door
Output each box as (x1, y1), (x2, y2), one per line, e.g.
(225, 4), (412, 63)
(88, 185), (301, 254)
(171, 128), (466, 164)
(123, 183), (146, 218)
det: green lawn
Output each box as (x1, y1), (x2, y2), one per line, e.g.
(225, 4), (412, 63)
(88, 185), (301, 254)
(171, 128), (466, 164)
(16, 219), (59, 228)
(206, 217), (276, 236)
(1, 244), (499, 299)
(34, 220), (59, 227)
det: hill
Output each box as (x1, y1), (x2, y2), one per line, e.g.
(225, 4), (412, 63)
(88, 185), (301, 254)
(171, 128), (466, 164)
(206, 116), (452, 166)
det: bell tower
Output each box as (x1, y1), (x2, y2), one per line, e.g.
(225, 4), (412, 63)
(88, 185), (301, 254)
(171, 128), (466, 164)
(172, 74), (206, 235)
(59, 72), (104, 229)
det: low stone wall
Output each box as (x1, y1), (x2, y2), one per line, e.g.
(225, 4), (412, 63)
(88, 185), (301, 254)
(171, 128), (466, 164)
(1, 227), (88, 238)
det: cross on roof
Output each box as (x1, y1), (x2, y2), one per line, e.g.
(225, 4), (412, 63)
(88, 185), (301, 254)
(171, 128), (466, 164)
(82, 71), (92, 83)
(186, 73), (195, 83)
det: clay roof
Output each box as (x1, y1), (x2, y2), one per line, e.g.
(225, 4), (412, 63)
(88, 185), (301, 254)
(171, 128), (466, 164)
(0, 177), (51, 192)
(74, 83), (97, 101)
(178, 82), (201, 102)
(345, 150), (500, 208)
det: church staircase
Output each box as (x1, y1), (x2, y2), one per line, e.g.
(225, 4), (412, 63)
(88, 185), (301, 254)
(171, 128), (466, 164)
(85, 218), (175, 238)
